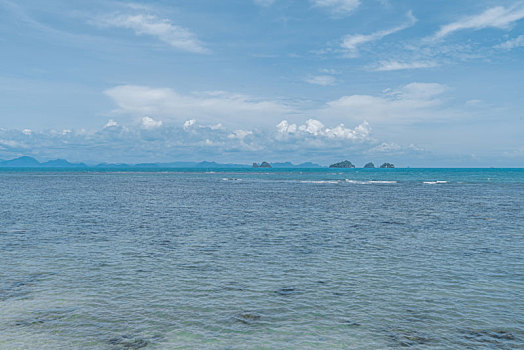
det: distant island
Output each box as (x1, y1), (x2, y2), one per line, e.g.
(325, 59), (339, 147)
(329, 160), (355, 168)
(253, 162), (272, 168)
(0, 156), (324, 169)
(328, 160), (396, 168)
(271, 162), (323, 168)
(0, 156), (398, 169)
(0, 156), (87, 168)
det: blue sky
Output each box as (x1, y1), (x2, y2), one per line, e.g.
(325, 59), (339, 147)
(0, 0), (523, 166)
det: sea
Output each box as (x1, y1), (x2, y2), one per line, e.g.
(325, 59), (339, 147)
(0, 168), (522, 349)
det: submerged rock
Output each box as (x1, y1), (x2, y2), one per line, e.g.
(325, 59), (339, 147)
(107, 335), (150, 349)
(329, 160), (355, 168)
(1, 272), (53, 301)
(275, 287), (298, 296)
(235, 312), (262, 324)
(363, 162), (375, 168)
(239, 313), (261, 321)
(463, 329), (516, 343)
(388, 329), (432, 347)
(380, 162), (395, 168)
(15, 308), (76, 327)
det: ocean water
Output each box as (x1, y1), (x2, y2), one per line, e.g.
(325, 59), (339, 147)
(0, 168), (522, 349)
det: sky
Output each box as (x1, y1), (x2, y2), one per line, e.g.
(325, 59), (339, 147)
(0, 0), (523, 166)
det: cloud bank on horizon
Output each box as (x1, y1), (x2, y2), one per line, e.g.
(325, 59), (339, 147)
(0, 0), (522, 166)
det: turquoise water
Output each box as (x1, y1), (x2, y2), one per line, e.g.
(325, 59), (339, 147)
(0, 168), (522, 349)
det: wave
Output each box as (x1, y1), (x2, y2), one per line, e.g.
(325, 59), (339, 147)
(346, 179), (397, 185)
(222, 178), (242, 181)
(300, 179), (397, 185)
(346, 180), (397, 184)
(423, 180), (448, 184)
(300, 180), (340, 184)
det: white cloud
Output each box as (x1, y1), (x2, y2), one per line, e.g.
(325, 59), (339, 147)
(432, 4), (524, 40)
(299, 119), (325, 135)
(371, 60), (439, 71)
(324, 121), (370, 139)
(319, 82), (448, 123)
(340, 11), (416, 57)
(105, 85), (292, 127)
(254, 0), (275, 7)
(104, 82), (455, 133)
(277, 119), (370, 140)
(305, 75), (336, 86)
(370, 142), (401, 152)
(495, 35), (524, 49)
(183, 119), (196, 129)
(227, 129), (253, 140)
(104, 119), (119, 128)
(141, 116), (163, 129)
(388, 82), (447, 100)
(312, 0), (360, 16)
(276, 120), (297, 134)
(94, 14), (208, 53)
(22, 129), (32, 135)
(0, 139), (23, 148)
(320, 68), (339, 74)
(466, 99), (483, 106)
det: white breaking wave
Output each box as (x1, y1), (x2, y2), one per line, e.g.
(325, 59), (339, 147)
(300, 179), (397, 185)
(222, 178), (242, 181)
(423, 180), (448, 184)
(345, 179), (397, 184)
(300, 180), (341, 184)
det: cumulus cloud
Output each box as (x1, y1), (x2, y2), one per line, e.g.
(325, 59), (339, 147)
(276, 120), (297, 134)
(141, 116), (163, 129)
(305, 75), (336, 86)
(227, 129), (253, 140)
(311, 0), (360, 16)
(495, 35), (524, 49)
(277, 119), (370, 140)
(371, 60), (439, 71)
(104, 85), (293, 127)
(432, 4), (524, 40)
(340, 11), (416, 57)
(93, 13), (208, 53)
(370, 142), (402, 153)
(104, 119), (119, 128)
(183, 119), (196, 129)
(0, 119), (377, 163)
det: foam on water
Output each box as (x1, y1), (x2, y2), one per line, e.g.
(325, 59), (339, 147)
(300, 180), (341, 184)
(299, 179), (398, 185)
(345, 179), (398, 184)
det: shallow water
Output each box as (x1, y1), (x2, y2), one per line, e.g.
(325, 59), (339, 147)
(0, 169), (523, 349)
